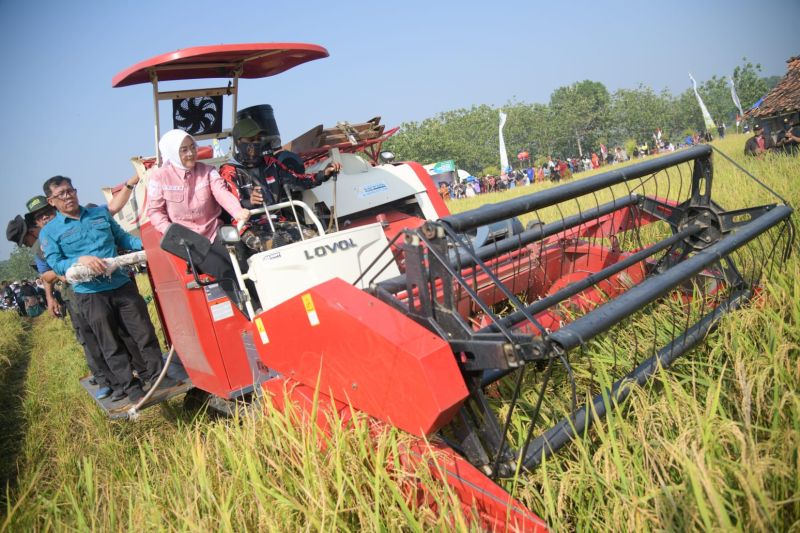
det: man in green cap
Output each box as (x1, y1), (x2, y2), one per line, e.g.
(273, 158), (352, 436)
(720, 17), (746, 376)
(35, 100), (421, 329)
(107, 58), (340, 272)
(7, 197), (57, 293)
(24, 195), (51, 221)
(22, 196), (63, 311)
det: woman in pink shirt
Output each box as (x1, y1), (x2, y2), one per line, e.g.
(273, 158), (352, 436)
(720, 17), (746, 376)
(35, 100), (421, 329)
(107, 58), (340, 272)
(147, 129), (250, 297)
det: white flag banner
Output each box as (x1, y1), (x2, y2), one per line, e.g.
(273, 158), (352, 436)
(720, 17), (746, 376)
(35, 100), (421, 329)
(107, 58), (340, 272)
(499, 111), (510, 175)
(689, 73), (717, 131)
(729, 76), (744, 118)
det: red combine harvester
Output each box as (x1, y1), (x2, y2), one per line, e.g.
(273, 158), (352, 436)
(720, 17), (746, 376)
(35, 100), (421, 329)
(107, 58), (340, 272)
(88, 43), (793, 531)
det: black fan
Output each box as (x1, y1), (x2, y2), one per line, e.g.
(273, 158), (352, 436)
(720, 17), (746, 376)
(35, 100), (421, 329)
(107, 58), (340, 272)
(172, 96), (223, 135)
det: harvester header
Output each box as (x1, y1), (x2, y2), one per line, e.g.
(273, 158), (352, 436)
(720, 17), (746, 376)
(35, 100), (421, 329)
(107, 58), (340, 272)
(86, 42), (793, 531)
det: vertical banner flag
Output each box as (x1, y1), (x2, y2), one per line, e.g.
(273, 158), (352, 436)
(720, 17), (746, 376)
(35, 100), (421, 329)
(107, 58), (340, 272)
(499, 111), (510, 175)
(729, 76), (744, 119)
(689, 73), (717, 131)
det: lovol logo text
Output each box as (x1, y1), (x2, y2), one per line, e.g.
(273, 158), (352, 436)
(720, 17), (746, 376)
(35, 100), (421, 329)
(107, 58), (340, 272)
(304, 238), (358, 260)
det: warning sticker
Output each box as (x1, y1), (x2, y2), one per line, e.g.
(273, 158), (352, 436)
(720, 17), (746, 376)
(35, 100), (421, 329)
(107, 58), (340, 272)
(254, 317), (269, 344)
(210, 300), (234, 322)
(301, 293), (320, 326)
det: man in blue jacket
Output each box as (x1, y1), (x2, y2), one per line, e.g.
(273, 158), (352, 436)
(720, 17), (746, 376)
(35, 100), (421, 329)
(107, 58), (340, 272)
(39, 175), (169, 403)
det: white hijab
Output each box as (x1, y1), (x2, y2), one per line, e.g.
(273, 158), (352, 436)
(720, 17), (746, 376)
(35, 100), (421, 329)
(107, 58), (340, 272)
(158, 129), (194, 171)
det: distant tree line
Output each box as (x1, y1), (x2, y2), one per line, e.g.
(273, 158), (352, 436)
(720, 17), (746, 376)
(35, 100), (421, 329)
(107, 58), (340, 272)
(0, 246), (36, 282)
(385, 59), (775, 174)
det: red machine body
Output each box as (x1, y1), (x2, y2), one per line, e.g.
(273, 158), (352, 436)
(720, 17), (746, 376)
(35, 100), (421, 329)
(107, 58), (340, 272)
(142, 224), (257, 398)
(108, 42), (794, 533)
(110, 41), (662, 531)
(139, 194), (652, 532)
(141, 209), (555, 530)
(251, 278), (468, 435)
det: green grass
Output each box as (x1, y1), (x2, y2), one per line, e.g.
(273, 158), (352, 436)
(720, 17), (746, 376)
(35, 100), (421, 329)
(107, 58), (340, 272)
(1, 310), (468, 532)
(0, 311), (28, 505)
(1, 134), (798, 531)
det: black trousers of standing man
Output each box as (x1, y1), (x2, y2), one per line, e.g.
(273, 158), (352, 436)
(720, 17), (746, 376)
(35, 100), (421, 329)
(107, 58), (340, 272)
(74, 281), (164, 395)
(66, 298), (148, 389)
(66, 299), (114, 389)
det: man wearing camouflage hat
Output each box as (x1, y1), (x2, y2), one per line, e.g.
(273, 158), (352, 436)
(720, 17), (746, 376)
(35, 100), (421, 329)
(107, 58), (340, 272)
(24, 196), (57, 273)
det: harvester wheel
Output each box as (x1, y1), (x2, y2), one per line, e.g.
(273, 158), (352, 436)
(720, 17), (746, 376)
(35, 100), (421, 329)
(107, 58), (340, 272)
(183, 388), (210, 411)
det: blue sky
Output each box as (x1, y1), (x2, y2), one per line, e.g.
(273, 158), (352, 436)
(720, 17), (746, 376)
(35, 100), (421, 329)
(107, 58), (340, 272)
(1, 0), (798, 259)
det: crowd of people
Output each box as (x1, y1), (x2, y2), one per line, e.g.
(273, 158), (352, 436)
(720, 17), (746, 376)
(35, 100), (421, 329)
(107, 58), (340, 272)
(438, 139), (681, 200)
(437, 119), (799, 201)
(1, 278), (50, 317)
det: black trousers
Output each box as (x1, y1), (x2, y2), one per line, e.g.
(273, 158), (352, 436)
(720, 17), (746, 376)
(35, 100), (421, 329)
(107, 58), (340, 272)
(196, 238), (254, 308)
(196, 238), (238, 284)
(74, 282), (163, 394)
(66, 299), (147, 389)
(67, 299), (113, 388)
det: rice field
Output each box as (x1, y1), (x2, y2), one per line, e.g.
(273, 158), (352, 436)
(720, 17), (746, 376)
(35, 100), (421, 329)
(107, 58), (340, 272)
(1, 134), (798, 532)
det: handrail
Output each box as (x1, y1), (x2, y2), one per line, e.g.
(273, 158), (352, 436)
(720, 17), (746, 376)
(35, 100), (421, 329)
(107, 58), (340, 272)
(237, 200), (327, 236)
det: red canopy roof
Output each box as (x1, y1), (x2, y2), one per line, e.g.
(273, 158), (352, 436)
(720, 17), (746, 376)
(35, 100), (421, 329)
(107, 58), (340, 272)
(112, 43), (329, 88)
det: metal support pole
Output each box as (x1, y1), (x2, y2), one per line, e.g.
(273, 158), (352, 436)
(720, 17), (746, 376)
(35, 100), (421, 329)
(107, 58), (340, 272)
(150, 71), (161, 165)
(231, 68), (240, 132)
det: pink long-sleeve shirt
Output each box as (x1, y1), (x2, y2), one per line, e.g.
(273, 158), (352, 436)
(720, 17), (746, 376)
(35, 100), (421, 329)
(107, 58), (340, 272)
(146, 161), (243, 242)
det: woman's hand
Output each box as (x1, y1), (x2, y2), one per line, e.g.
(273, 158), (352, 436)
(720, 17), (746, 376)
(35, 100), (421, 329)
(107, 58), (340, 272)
(235, 208), (251, 224)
